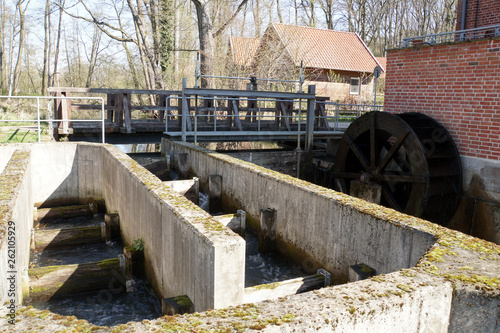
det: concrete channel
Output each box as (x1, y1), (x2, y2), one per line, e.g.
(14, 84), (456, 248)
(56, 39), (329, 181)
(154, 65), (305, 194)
(0, 142), (498, 332)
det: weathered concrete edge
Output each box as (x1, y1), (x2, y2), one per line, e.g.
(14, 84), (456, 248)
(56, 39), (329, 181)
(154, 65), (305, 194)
(3, 270), (455, 332)
(0, 149), (32, 305)
(164, 140), (500, 297)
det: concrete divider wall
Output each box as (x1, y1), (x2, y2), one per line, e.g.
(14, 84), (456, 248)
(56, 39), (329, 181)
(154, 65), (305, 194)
(31, 143), (80, 207)
(162, 139), (436, 280)
(0, 143), (244, 312)
(0, 149), (33, 305)
(75, 144), (245, 311)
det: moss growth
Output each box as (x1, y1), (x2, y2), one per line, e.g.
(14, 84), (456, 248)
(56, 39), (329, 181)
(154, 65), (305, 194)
(96, 258), (120, 269)
(29, 282), (64, 296)
(28, 265), (60, 278)
(174, 295), (193, 308)
(253, 282), (280, 290)
(396, 284), (414, 293)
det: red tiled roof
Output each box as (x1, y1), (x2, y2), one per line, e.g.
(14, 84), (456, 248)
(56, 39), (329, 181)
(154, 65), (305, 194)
(230, 36), (261, 67)
(270, 23), (380, 73)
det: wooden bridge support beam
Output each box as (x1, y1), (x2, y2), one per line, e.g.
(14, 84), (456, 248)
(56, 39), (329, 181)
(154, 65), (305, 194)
(54, 90), (72, 134)
(305, 85), (316, 160)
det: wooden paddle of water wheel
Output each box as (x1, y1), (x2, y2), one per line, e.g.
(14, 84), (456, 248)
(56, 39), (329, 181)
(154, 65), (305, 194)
(333, 112), (462, 225)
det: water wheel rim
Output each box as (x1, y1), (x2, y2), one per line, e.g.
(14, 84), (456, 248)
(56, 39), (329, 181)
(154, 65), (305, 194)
(334, 112), (430, 216)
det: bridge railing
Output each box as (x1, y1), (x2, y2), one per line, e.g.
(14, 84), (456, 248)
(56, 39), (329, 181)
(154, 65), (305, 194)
(315, 101), (383, 131)
(0, 95), (105, 143)
(47, 87), (181, 134)
(398, 24), (500, 48)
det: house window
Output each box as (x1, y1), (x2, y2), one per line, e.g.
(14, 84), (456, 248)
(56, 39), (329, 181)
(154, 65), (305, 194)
(350, 77), (360, 95)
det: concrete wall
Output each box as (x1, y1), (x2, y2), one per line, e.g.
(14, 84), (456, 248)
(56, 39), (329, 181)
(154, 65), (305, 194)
(93, 144), (245, 311)
(0, 149), (33, 306)
(162, 139), (436, 281)
(448, 156), (500, 244)
(0, 143), (245, 312)
(31, 143), (80, 207)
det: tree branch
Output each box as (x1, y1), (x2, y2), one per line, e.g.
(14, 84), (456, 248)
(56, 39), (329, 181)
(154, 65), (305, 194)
(61, 0), (136, 43)
(213, 0), (249, 38)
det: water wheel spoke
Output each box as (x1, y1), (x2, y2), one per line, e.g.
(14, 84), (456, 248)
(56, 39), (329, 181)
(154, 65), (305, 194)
(377, 130), (409, 173)
(344, 133), (369, 170)
(381, 185), (403, 211)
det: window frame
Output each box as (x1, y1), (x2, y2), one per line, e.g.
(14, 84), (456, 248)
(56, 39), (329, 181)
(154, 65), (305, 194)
(350, 77), (360, 95)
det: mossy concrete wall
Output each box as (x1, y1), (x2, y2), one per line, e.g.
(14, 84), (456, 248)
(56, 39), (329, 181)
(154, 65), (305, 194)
(0, 143), (245, 312)
(0, 149), (33, 305)
(96, 144), (245, 311)
(162, 139), (499, 332)
(162, 139), (436, 281)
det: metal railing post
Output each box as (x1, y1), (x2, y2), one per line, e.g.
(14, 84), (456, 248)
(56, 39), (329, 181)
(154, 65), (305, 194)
(37, 98), (41, 143)
(181, 78), (187, 142)
(165, 97), (170, 133)
(100, 97), (105, 143)
(335, 102), (340, 131)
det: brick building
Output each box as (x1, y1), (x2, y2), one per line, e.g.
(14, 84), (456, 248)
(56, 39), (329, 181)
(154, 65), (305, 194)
(385, 2), (500, 243)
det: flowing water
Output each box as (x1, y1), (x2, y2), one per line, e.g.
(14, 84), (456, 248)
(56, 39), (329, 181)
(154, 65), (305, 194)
(31, 278), (161, 326)
(198, 191), (307, 287)
(30, 212), (162, 326)
(244, 230), (307, 287)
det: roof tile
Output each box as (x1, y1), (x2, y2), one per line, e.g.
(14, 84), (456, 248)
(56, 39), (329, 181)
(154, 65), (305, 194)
(271, 23), (379, 73)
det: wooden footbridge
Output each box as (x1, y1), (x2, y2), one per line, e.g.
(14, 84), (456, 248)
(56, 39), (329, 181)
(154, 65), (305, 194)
(47, 85), (379, 148)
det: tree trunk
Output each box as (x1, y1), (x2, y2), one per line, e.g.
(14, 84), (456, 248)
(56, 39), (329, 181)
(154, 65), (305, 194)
(9, 0), (30, 95)
(192, 0), (214, 88)
(52, 0), (64, 87)
(276, 0), (283, 23)
(41, 0), (50, 94)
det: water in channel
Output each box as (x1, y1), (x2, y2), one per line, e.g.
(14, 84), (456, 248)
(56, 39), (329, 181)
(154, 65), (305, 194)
(30, 211), (162, 327)
(30, 278), (161, 327)
(198, 192), (307, 287)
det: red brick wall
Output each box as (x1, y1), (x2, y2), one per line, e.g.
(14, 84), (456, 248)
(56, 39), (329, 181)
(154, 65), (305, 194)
(456, 0), (500, 31)
(385, 39), (500, 160)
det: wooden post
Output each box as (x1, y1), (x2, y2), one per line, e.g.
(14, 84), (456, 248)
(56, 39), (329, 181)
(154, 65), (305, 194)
(55, 90), (72, 134)
(246, 83), (257, 122)
(158, 94), (167, 122)
(181, 78), (188, 141)
(305, 85), (316, 160)
(107, 93), (117, 123)
(116, 93), (124, 127)
(121, 93), (134, 133)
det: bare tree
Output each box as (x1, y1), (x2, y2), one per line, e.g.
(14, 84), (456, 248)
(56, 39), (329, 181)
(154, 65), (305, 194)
(191, 0), (249, 87)
(8, 0), (31, 96)
(41, 0), (50, 94)
(51, 0), (64, 87)
(0, 0), (6, 92)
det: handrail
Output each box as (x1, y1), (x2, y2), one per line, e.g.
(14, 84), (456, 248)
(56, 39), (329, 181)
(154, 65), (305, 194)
(399, 24), (500, 48)
(0, 96), (105, 143)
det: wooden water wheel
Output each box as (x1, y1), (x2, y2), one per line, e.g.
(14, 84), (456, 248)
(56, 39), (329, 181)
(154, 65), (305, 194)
(333, 112), (462, 225)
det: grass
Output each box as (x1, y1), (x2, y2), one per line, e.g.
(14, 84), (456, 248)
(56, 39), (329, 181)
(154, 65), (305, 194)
(0, 127), (51, 143)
